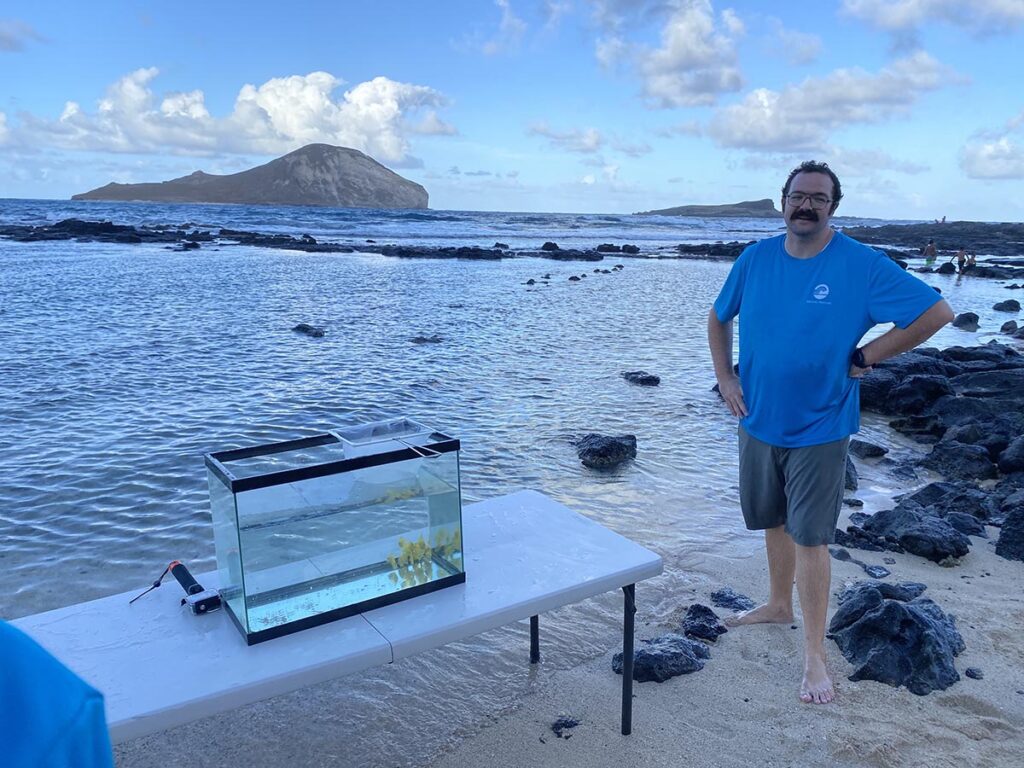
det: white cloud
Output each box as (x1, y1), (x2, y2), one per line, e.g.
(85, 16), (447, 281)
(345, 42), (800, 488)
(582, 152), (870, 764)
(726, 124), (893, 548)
(764, 18), (822, 65)
(595, 35), (629, 68)
(542, 0), (574, 31)
(0, 19), (43, 51)
(610, 137), (652, 156)
(409, 111), (458, 135)
(825, 147), (930, 175)
(482, 0), (528, 55)
(581, 173), (596, 184)
(841, 0), (1024, 34)
(656, 120), (703, 138)
(528, 122), (604, 152)
(960, 110), (1024, 179)
(708, 51), (949, 151)
(636, 1), (744, 108)
(13, 68), (453, 165)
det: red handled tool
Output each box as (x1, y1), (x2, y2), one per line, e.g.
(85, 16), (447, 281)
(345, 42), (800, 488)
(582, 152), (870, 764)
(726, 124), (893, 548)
(129, 560), (222, 615)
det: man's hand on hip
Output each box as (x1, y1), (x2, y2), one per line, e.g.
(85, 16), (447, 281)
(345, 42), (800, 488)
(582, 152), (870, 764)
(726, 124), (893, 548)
(717, 374), (748, 417)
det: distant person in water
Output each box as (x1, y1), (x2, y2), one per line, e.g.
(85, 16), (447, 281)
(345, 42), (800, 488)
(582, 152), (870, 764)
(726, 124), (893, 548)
(951, 248), (967, 273)
(922, 239), (937, 265)
(708, 160), (953, 705)
(967, 251), (977, 269)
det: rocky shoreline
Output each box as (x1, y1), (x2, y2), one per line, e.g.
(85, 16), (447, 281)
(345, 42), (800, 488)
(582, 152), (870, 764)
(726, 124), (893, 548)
(4, 217), (1024, 281)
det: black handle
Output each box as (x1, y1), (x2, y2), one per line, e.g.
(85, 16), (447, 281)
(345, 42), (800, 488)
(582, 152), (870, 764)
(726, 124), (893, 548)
(169, 560), (203, 595)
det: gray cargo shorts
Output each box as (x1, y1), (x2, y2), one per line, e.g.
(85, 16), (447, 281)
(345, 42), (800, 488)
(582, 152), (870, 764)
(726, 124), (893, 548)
(738, 425), (849, 547)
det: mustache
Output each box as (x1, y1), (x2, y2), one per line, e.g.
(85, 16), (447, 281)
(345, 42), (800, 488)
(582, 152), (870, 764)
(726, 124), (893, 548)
(792, 210), (818, 220)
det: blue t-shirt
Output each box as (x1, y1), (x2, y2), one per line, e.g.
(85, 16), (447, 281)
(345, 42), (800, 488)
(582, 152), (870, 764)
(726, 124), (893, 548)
(713, 232), (942, 448)
(0, 620), (113, 768)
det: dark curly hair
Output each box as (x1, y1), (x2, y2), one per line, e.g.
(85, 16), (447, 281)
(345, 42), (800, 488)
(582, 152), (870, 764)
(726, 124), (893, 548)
(781, 160), (842, 213)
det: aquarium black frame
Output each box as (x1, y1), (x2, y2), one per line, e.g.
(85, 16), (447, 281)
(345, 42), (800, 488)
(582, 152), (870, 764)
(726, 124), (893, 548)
(205, 431), (460, 493)
(222, 569), (467, 646)
(204, 428), (465, 645)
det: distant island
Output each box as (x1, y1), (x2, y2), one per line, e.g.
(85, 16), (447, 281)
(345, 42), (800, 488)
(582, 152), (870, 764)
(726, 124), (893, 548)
(72, 144), (428, 209)
(635, 199), (782, 218)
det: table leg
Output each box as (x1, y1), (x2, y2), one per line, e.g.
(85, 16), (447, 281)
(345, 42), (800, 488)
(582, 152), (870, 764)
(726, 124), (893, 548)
(530, 615), (540, 663)
(621, 583), (636, 735)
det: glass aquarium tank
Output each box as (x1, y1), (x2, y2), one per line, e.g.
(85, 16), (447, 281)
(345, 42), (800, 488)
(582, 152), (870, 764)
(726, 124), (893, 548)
(205, 418), (464, 645)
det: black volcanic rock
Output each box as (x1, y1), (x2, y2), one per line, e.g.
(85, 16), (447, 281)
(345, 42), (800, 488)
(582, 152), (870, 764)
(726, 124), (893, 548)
(829, 582), (964, 696)
(952, 312), (980, 331)
(622, 370), (660, 386)
(575, 434), (637, 469)
(72, 144), (429, 209)
(292, 323), (325, 338)
(680, 604), (727, 643)
(996, 508), (1024, 561)
(612, 633), (710, 682)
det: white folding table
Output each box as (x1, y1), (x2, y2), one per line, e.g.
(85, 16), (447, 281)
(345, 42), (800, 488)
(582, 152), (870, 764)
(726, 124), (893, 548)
(13, 490), (663, 743)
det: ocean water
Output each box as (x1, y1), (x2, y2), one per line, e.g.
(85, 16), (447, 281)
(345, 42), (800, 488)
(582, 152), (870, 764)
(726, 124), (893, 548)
(0, 199), (1018, 766)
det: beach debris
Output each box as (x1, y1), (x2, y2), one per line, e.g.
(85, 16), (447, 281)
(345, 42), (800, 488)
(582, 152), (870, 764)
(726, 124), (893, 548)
(829, 581), (963, 696)
(541, 241), (560, 251)
(612, 633), (709, 683)
(574, 433), (637, 469)
(850, 438), (888, 459)
(410, 334), (443, 344)
(965, 667), (984, 680)
(681, 603), (727, 643)
(996, 508), (1024, 561)
(550, 716), (579, 739)
(621, 370), (660, 387)
(828, 547), (890, 579)
(952, 312), (979, 331)
(292, 323), (325, 338)
(993, 299), (1021, 312)
(709, 587), (755, 613)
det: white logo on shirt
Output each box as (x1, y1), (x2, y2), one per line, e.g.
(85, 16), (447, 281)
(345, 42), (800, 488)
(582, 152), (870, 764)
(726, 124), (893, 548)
(812, 284), (830, 300)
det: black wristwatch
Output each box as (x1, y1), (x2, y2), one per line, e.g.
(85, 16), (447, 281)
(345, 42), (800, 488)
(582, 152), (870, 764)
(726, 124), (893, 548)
(851, 347), (868, 369)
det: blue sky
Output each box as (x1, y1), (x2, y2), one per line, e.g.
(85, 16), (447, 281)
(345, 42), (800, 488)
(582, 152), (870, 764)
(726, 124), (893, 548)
(1, 1), (1023, 219)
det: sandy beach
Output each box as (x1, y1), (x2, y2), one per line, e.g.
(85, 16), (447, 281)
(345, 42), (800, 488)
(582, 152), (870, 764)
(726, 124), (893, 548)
(428, 516), (1024, 768)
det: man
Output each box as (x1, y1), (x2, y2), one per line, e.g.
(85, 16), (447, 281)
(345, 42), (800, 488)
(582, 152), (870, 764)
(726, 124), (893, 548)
(707, 160), (953, 705)
(922, 239), (937, 265)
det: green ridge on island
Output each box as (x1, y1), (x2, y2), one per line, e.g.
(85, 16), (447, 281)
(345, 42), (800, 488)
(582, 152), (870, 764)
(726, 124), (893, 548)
(72, 144), (429, 210)
(635, 198), (782, 218)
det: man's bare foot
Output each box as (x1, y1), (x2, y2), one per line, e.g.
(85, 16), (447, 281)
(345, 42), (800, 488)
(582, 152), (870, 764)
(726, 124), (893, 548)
(799, 653), (834, 704)
(724, 603), (794, 627)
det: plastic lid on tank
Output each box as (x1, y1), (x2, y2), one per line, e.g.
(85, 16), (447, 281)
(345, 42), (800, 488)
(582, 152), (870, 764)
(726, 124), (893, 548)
(333, 417), (432, 445)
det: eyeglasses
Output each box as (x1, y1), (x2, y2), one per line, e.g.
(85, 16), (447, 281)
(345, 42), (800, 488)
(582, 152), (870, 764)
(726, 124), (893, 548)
(785, 192), (832, 209)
